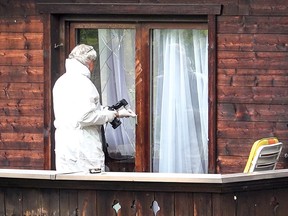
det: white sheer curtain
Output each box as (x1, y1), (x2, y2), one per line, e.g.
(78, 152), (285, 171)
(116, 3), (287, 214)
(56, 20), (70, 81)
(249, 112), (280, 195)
(152, 29), (208, 173)
(98, 29), (136, 157)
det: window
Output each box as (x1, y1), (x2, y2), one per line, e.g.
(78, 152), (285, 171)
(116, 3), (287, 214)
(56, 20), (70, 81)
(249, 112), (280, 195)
(64, 22), (212, 173)
(38, 1), (220, 173)
(151, 28), (208, 173)
(72, 24), (137, 172)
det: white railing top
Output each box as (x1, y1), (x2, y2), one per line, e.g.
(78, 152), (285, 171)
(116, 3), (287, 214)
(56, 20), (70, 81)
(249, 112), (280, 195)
(1, 168), (288, 184)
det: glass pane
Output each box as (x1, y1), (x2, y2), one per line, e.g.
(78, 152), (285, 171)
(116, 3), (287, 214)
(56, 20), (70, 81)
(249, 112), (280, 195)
(78, 28), (136, 171)
(151, 29), (209, 173)
(78, 29), (101, 89)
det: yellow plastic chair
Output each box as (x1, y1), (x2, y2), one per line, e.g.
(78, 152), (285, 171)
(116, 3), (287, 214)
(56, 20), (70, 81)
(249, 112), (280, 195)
(244, 137), (283, 173)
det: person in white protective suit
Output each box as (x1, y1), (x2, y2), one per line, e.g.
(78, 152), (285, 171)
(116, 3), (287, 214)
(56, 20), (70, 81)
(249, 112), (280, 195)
(53, 44), (136, 173)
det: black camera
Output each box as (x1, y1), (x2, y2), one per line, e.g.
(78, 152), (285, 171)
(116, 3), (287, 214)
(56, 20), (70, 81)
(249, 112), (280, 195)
(108, 99), (128, 129)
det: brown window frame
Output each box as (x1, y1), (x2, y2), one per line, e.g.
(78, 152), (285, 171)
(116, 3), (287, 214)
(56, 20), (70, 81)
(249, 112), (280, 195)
(39, 3), (220, 173)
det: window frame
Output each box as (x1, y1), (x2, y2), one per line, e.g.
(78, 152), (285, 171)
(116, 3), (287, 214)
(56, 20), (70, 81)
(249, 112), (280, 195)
(40, 3), (220, 172)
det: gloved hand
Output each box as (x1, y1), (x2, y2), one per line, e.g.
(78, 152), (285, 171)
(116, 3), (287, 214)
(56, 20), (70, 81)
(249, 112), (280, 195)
(118, 108), (137, 118)
(103, 107), (117, 122)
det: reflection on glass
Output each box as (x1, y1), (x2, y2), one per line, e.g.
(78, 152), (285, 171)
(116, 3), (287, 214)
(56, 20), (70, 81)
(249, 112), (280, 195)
(152, 29), (209, 173)
(78, 28), (136, 161)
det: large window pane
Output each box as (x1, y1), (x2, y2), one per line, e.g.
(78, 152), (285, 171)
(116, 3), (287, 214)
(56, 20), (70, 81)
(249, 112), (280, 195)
(78, 28), (136, 169)
(152, 29), (208, 173)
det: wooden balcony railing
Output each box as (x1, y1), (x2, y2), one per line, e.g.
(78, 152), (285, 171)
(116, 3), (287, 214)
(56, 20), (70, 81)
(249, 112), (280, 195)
(1, 169), (288, 215)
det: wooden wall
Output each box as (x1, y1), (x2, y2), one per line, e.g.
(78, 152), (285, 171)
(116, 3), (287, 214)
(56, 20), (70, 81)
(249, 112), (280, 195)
(0, 0), (46, 169)
(0, 0), (287, 173)
(216, 0), (288, 173)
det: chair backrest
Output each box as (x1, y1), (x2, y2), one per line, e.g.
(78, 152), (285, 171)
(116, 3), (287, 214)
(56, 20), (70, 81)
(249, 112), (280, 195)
(244, 137), (283, 173)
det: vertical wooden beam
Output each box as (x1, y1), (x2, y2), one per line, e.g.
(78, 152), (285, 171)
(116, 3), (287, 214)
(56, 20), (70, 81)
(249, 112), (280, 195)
(43, 14), (61, 170)
(135, 23), (150, 172)
(208, 14), (218, 174)
(43, 13), (52, 170)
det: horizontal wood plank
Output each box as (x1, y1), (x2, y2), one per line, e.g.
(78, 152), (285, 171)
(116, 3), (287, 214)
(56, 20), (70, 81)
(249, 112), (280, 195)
(0, 141), (43, 151)
(218, 74), (288, 87)
(218, 34), (288, 52)
(0, 133), (43, 144)
(0, 66), (44, 83)
(0, 33), (43, 50)
(218, 16), (288, 34)
(36, 3), (222, 15)
(218, 68), (288, 76)
(218, 104), (288, 122)
(0, 83), (44, 99)
(36, 0), (137, 2)
(0, 116), (43, 133)
(0, 16), (43, 33)
(217, 155), (249, 173)
(217, 138), (254, 157)
(0, 0), (37, 17)
(218, 86), (288, 104)
(0, 50), (43, 66)
(0, 99), (44, 117)
(247, 1), (288, 15)
(0, 150), (44, 168)
(218, 51), (288, 70)
(217, 121), (288, 139)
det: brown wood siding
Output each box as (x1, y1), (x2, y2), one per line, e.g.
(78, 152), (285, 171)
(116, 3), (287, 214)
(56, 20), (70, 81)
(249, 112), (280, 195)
(0, 0), (45, 169)
(217, 1), (288, 173)
(0, 0), (288, 173)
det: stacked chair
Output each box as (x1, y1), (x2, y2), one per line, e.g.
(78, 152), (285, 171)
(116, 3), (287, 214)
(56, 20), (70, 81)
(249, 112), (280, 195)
(244, 137), (283, 173)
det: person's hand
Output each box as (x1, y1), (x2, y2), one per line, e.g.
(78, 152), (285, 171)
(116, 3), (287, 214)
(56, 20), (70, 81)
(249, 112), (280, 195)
(106, 110), (117, 122)
(118, 108), (137, 118)
(103, 107), (117, 122)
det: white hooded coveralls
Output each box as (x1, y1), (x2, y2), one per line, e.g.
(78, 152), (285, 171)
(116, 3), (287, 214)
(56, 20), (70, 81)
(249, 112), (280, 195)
(53, 58), (109, 172)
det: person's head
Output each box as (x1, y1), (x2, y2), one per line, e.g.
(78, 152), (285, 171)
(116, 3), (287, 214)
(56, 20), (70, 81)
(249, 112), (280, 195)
(68, 44), (97, 72)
